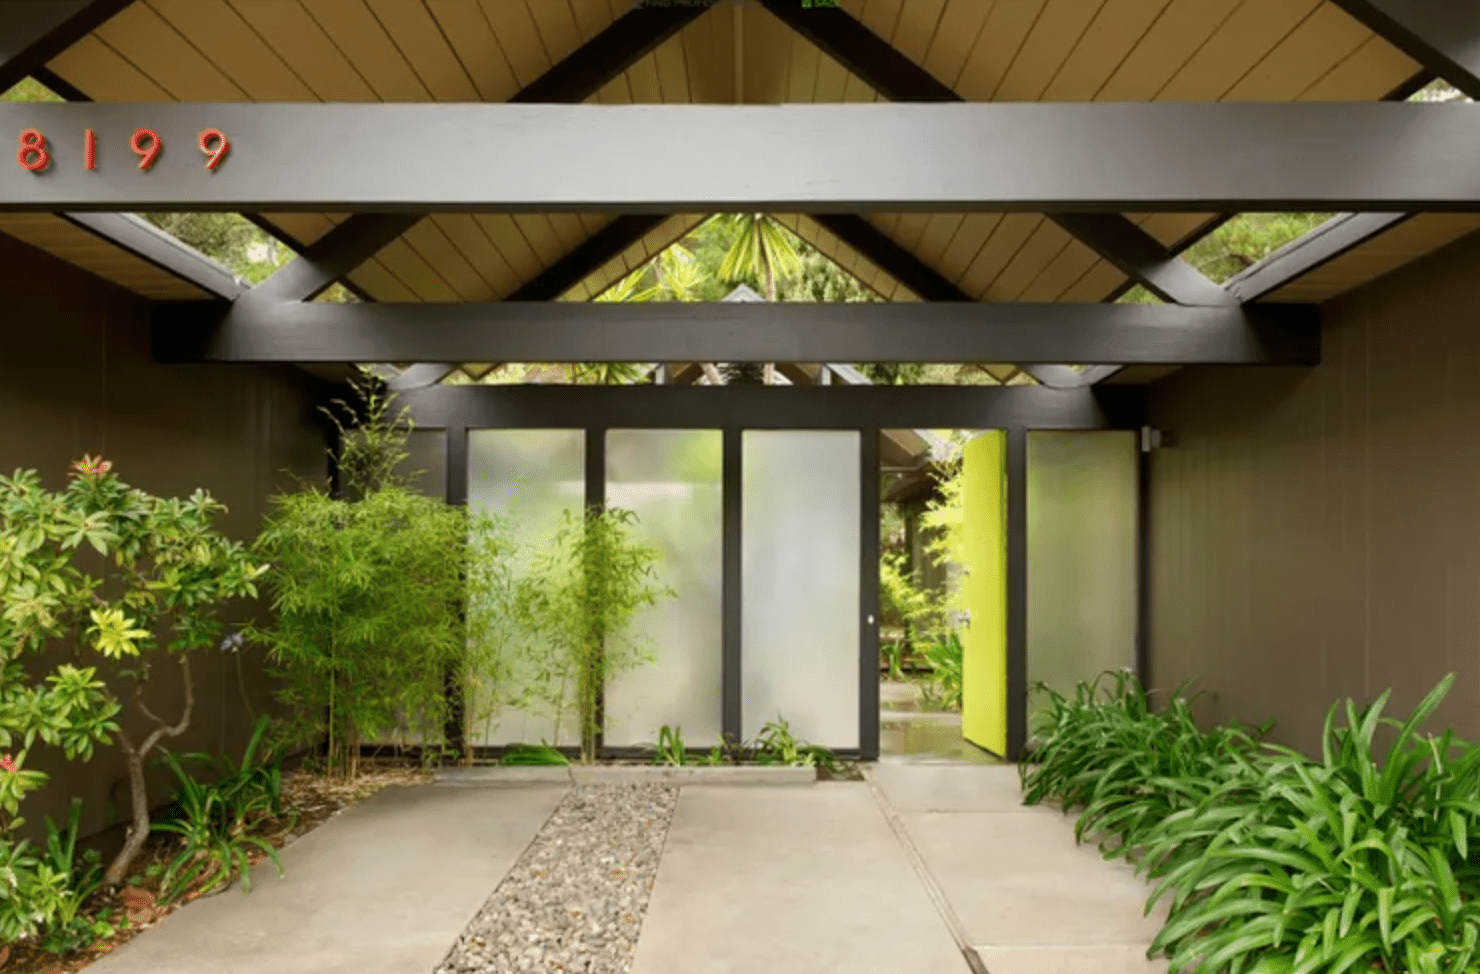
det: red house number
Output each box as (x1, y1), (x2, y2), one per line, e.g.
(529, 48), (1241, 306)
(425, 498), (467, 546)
(16, 128), (231, 172)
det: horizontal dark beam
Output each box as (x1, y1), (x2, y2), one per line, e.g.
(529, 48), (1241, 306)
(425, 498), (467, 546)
(6, 103), (1480, 213)
(152, 300), (1320, 367)
(59, 212), (243, 299)
(1223, 212), (1414, 302)
(395, 383), (1117, 433)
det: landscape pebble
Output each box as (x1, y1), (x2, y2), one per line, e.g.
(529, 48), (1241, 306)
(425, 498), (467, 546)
(434, 783), (678, 974)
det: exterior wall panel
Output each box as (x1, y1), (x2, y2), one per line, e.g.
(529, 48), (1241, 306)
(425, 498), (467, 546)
(1148, 229), (1480, 754)
(0, 230), (328, 843)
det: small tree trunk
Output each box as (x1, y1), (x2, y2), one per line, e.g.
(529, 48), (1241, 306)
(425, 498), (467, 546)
(103, 737), (151, 888)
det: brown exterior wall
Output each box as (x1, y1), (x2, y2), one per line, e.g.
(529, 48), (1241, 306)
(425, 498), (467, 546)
(0, 231), (329, 842)
(1147, 229), (1480, 755)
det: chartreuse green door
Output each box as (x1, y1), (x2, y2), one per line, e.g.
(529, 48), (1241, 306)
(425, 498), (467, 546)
(960, 431), (1007, 756)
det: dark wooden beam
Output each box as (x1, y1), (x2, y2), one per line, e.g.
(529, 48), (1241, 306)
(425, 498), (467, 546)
(153, 300), (1320, 367)
(0, 0), (134, 94)
(509, 5), (710, 103)
(508, 214), (668, 300)
(758, 0), (958, 101)
(1048, 214), (1234, 306)
(1223, 212), (1415, 303)
(385, 363), (456, 393)
(59, 212), (243, 299)
(7, 103), (1480, 213)
(1331, 0), (1480, 99)
(244, 214), (424, 304)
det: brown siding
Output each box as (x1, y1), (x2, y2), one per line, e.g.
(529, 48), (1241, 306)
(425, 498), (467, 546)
(1147, 229), (1480, 755)
(0, 230), (329, 843)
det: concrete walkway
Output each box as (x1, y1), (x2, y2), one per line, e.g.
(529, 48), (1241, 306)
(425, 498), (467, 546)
(84, 766), (1168, 974)
(88, 784), (566, 974)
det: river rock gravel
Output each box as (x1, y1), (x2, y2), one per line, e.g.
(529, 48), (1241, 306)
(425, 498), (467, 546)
(434, 783), (679, 974)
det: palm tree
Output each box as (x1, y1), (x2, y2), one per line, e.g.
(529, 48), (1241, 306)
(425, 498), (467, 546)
(716, 214), (802, 301)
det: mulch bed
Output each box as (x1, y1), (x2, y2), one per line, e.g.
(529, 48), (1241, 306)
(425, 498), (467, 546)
(3, 762), (431, 974)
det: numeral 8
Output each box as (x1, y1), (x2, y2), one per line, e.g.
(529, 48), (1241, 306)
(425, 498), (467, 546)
(17, 129), (50, 172)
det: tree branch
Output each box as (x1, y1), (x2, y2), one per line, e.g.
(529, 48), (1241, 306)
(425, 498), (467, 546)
(135, 654), (194, 755)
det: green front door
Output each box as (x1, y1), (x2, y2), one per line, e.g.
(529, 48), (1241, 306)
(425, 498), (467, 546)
(959, 431), (1007, 756)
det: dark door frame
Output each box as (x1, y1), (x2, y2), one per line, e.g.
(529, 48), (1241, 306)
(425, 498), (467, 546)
(404, 382), (1145, 761)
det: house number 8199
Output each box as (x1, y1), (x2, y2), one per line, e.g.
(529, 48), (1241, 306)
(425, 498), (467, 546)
(16, 128), (231, 172)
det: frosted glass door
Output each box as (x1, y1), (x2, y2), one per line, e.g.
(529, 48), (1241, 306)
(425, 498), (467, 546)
(742, 430), (860, 749)
(1026, 431), (1138, 732)
(604, 430), (724, 747)
(466, 429), (585, 747)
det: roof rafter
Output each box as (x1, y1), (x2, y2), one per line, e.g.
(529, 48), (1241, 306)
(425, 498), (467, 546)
(1331, 0), (1480, 99)
(1223, 213), (1415, 303)
(0, 0), (134, 93)
(59, 213), (244, 300)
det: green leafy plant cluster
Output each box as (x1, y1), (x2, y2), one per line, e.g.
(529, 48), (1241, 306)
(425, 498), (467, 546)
(917, 632), (964, 712)
(498, 743), (569, 767)
(511, 506), (672, 764)
(1022, 671), (1480, 974)
(152, 716), (288, 903)
(652, 720), (842, 774)
(0, 454), (266, 907)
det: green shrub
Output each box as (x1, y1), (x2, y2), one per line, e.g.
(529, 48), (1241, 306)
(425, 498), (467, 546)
(1022, 672), (1480, 974)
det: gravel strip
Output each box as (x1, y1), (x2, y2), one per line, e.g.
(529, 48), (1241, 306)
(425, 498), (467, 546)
(435, 783), (679, 974)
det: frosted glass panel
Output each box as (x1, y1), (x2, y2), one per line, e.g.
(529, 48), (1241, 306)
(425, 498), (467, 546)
(742, 431), (860, 748)
(466, 429), (585, 747)
(603, 430), (724, 747)
(1027, 431), (1138, 730)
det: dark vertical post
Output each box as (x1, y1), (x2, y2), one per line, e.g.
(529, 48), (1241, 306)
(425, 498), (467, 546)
(1005, 428), (1029, 761)
(1135, 441), (1152, 694)
(859, 429), (881, 760)
(722, 428), (743, 745)
(587, 429), (607, 755)
(443, 425), (469, 758)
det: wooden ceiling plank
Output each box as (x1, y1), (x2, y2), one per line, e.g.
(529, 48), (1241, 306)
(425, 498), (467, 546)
(545, 213), (591, 253)
(434, 214), (519, 299)
(298, 0), (431, 101)
(45, 31), (173, 101)
(260, 213), (336, 247)
(683, 7), (734, 103)
(365, 0), (478, 101)
(405, 218), (496, 300)
(474, 214), (543, 281)
(1222, 2), (1373, 101)
(857, 0), (906, 46)
(1042, 0), (1173, 101)
(890, 0), (948, 65)
(228, 0), (377, 102)
(743, 4), (790, 103)
(890, 214), (931, 253)
(935, 213), (1003, 284)
(512, 214), (568, 269)
(1299, 33), (1422, 101)
(626, 50), (663, 102)
(525, 0), (584, 66)
(347, 257), (418, 302)
(957, 214), (1038, 299)
(653, 33), (691, 103)
(985, 219), (1074, 300)
(374, 237), (459, 302)
(1155, 0), (1324, 102)
(995, 0), (1108, 101)
(479, 0), (553, 88)
(921, 0), (994, 90)
(913, 214), (965, 268)
(94, 2), (248, 101)
(953, 0), (1047, 101)
(425, 0), (519, 101)
(1057, 258), (1130, 302)
(1096, 0), (1241, 100)
(1140, 213), (1217, 247)
(149, 0), (316, 101)
(786, 34), (823, 103)
(569, 0), (616, 43)
(1017, 238), (1101, 302)
(594, 72), (630, 104)
(812, 41), (850, 102)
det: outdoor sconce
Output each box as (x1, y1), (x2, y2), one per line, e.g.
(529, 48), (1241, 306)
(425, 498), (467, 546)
(1140, 426), (1165, 453)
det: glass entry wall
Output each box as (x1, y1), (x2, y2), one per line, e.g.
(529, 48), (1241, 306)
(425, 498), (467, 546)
(741, 430), (861, 749)
(1026, 431), (1138, 732)
(603, 429), (724, 747)
(466, 428), (586, 747)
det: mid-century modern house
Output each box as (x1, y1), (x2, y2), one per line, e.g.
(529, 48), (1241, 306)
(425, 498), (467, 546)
(4, 0), (1480, 840)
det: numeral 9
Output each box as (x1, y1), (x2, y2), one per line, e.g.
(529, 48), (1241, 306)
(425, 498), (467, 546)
(131, 128), (161, 170)
(198, 129), (229, 170)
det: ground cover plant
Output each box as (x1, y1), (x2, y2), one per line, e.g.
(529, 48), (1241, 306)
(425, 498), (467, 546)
(1021, 671), (1480, 974)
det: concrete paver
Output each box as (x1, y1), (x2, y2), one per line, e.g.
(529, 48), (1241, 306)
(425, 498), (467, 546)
(88, 784), (566, 974)
(629, 784), (968, 974)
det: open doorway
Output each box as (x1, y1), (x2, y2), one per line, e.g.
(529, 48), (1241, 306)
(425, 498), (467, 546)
(877, 429), (1004, 764)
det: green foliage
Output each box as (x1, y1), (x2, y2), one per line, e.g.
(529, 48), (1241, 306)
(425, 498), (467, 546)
(1, 78), (64, 104)
(715, 214), (803, 300)
(1182, 213), (1335, 284)
(512, 507), (672, 763)
(0, 456), (265, 888)
(653, 725), (688, 766)
(498, 743), (570, 766)
(682, 720), (840, 772)
(917, 632), (963, 712)
(1021, 672), (1480, 974)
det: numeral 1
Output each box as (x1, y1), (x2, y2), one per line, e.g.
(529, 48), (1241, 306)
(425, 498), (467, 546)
(85, 129), (96, 170)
